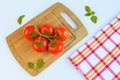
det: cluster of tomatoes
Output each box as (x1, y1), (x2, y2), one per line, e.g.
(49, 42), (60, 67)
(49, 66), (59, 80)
(23, 23), (69, 54)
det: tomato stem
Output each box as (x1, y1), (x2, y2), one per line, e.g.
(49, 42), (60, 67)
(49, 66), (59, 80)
(34, 23), (53, 42)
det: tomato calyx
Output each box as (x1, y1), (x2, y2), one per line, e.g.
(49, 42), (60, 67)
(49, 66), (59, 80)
(30, 31), (37, 38)
(35, 38), (43, 46)
(54, 32), (60, 39)
(48, 41), (57, 47)
(36, 41), (43, 46)
(43, 31), (49, 36)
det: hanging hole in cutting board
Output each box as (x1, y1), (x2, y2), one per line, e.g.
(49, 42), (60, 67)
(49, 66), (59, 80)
(61, 11), (78, 29)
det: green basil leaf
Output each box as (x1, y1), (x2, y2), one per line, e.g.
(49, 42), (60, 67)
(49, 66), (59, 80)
(36, 59), (45, 69)
(91, 11), (95, 15)
(17, 15), (25, 25)
(91, 16), (97, 24)
(28, 62), (34, 69)
(85, 13), (91, 16)
(85, 6), (91, 12)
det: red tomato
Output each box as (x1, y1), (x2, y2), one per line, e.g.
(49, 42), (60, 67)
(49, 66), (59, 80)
(32, 37), (49, 52)
(48, 39), (64, 54)
(40, 23), (54, 36)
(55, 26), (69, 41)
(23, 24), (38, 41)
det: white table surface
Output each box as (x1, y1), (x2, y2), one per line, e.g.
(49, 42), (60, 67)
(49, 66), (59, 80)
(0, 0), (120, 80)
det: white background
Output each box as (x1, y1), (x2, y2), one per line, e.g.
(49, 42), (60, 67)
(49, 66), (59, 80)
(0, 0), (120, 80)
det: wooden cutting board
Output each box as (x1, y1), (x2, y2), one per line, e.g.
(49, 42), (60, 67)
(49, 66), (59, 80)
(6, 2), (88, 76)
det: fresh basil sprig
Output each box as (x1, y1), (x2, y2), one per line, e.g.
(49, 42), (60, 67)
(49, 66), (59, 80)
(85, 6), (98, 24)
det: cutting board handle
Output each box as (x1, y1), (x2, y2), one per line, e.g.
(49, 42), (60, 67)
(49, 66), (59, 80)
(53, 3), (85, 32)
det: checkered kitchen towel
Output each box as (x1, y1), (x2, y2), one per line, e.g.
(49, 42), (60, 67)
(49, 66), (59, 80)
(68, 16), (120, 80)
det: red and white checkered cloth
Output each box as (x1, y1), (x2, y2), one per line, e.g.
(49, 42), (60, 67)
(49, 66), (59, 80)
(68, 16), (120, 80)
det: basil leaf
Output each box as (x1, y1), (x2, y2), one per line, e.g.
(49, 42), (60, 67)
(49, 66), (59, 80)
(28, 62), (34, 69)
(91, 16), (97, 24)
(36, 59), (45, 69)
(85, 6), (91, 12)
(17, 15), (25, 25)
(91, 11), (95, 15)
(85, 13), (91, 16)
